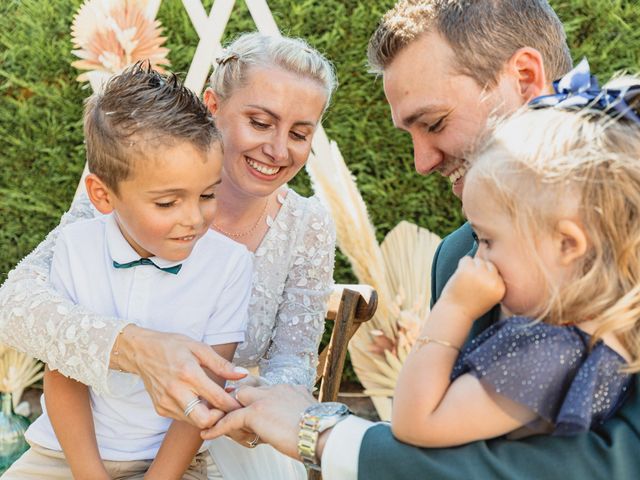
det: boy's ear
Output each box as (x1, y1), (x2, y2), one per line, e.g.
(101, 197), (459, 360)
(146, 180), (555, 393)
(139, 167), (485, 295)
(506, 47), (548, 103)
(85, 174), (115, 214)
(203, 88), (221, 116)
(556, 219), (588, 266)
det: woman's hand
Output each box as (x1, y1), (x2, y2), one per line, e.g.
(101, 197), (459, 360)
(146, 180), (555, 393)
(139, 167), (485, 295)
(440, 256), (506, 322)
(113, 325), (248, 428)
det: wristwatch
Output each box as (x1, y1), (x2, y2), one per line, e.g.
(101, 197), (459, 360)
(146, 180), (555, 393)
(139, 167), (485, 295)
(298, 402), (350, 471)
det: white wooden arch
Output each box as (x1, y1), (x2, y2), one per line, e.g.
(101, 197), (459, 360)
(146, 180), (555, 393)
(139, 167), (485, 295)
(75, 0), (334, 199)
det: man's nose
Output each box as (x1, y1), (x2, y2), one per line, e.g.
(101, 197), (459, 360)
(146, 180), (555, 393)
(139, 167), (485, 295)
(412, 136), (443, 175)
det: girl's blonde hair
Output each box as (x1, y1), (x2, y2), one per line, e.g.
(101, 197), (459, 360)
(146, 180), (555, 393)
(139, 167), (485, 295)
(209, 32), (337, 111)
(467, 90), (640, 371)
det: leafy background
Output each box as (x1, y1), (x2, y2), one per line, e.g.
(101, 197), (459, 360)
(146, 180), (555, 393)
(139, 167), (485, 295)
(1, 0), (639, 379)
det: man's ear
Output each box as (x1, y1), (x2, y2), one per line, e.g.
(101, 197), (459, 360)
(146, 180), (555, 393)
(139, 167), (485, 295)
(556, 219), (588, 266)
(85, 173), (115, 214)
(203, 88), (221, 116)
(506, 47), (548, 103)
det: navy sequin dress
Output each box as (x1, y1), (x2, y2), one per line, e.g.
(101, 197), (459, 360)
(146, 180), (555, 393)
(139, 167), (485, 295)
(451, 316), (632, 435)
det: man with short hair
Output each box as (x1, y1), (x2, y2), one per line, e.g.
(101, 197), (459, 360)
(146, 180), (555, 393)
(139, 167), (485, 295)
(204, 1), (640, 478)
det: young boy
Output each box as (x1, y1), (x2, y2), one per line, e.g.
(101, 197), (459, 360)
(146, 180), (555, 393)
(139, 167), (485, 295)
(6, 64), (253, 479)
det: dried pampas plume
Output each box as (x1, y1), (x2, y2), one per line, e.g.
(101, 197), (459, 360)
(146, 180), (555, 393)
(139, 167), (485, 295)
(307, 141), (441, 420)
(71, 0), (170, 83)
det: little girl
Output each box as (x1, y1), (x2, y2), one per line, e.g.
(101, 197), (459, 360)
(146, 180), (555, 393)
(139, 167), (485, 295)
(393, 73), (640, 447)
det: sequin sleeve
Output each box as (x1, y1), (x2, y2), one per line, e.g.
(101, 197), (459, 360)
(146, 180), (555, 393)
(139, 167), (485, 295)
(259, 197), (336, 389)
(0, 195), (127, 394)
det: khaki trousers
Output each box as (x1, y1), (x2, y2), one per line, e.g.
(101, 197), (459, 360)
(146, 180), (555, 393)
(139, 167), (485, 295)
(2, 442), (210, 480)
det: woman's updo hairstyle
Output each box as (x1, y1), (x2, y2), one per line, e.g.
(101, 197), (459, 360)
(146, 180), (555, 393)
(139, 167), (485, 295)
(210, 32), (337, 112)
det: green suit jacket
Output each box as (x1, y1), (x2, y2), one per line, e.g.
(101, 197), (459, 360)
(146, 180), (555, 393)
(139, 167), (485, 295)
(358, 222), (640, 479)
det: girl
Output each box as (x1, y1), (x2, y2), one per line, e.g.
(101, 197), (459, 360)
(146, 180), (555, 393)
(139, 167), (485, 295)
(393, 80), (640, 447)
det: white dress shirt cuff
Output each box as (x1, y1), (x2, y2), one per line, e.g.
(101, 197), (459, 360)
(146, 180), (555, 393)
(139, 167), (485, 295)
(321, 415), (374, 480)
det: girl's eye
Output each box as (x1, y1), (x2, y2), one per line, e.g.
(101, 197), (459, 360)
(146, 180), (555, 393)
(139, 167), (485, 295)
(250, 118), (270, 130)
(472, 231), (491, 248)
(200, 193), (216, 200)
(155, 201), (175, 208)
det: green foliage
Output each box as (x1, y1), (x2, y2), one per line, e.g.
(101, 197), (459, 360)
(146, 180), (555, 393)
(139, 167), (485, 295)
(1, 0), (639, 382)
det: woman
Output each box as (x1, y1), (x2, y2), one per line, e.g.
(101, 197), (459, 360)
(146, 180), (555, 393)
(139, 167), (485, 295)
(0, 32), (336, 476)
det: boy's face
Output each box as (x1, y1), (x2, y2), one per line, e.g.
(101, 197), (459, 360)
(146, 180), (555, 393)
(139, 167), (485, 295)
(110, 140), (223, 262)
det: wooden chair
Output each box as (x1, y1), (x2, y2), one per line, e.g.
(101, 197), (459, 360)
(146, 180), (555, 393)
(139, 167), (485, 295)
(315, 284), (377, 402)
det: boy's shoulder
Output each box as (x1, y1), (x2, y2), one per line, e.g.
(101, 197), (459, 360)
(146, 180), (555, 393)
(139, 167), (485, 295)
(58, 215), (108, 244)
(191, 229), (252, 263)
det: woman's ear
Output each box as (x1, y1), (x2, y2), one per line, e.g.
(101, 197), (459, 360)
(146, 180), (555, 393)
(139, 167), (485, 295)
(203, 88), (221, 116)
(556, 219), (588, 266)
(85, 174), (115, 215)
(507, 47), (548, 102)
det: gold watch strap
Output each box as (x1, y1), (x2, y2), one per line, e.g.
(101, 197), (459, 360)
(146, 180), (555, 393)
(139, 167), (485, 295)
(298, 414), (321, 470)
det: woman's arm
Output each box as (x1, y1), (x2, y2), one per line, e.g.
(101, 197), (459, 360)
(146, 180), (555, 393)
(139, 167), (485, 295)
(259, 198), (336, 388)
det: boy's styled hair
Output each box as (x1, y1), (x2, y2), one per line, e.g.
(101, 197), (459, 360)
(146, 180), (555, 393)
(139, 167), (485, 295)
(367, 0), (572, 87)
(209, 32), (337, 112)
(467, 84), (640, 371)
(84, 62), (220, 193)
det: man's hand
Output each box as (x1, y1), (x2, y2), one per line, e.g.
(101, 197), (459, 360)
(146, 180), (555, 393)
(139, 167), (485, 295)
(202, 384), (318, 460)
(440, 256), (506, 321)
(113, 325), (248, 428)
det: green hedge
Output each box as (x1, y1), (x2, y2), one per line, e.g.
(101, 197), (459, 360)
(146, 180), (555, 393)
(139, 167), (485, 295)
(1, 1), (639, 380)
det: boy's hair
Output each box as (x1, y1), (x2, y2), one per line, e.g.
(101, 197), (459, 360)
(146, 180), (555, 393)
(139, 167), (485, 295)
(467, 83), (640, 371)
(84, 62), (221, 193)
(209, 32), (337, 112)
(367, 0), (572, 87)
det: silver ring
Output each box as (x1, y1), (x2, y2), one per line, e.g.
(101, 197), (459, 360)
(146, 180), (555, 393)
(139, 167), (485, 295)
(183, 397), (202, 417)
(247, 434), (260, 448)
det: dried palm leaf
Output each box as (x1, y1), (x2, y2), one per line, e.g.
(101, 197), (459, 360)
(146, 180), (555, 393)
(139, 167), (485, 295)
(71, 0), (169, 83)
(0, 346), (44, 406)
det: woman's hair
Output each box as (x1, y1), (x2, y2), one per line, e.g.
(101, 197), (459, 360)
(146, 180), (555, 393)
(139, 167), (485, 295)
(209, 32), (337, 112)
(467, 84), (640, 371)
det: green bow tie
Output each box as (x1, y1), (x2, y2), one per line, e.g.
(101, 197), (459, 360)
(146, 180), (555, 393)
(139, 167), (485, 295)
(112, 258), (182, 275)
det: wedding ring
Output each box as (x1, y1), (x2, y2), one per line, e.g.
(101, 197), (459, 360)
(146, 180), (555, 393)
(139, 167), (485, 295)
(247, 434), (260, 448)
(183, 397), (202, 417)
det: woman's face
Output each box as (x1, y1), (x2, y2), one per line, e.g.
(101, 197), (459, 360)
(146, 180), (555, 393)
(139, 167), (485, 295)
(204, 66), (327, 198)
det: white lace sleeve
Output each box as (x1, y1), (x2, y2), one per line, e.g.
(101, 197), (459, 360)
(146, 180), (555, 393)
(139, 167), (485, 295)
(259, 198), (336, 389)
(0, 195), (127, 394)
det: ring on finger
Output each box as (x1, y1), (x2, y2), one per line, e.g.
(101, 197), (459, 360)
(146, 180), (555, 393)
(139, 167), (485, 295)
(183, 397), (202, 417)
(247, 434), (260, 448)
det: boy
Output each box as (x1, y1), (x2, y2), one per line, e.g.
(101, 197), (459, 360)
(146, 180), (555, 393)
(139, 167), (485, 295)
(6, 64), (253, 479)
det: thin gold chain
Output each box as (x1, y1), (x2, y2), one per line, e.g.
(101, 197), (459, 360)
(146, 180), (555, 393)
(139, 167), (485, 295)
(212, 198), (269, 238)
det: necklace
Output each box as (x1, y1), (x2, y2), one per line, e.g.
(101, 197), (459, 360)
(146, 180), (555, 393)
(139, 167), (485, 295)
(212, 198), (269, 238)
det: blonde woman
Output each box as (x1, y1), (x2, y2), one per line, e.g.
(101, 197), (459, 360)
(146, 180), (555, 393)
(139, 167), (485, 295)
(0, 33), (336, 478)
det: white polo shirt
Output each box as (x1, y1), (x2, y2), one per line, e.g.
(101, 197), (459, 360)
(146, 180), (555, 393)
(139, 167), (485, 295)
(26, 213), (253, 461)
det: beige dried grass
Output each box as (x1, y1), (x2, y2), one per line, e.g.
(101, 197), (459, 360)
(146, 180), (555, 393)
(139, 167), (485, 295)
(0, 346), (44, 407)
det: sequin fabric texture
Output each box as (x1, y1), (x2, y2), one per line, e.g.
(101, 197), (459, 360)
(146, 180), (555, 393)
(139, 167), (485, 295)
(0, 190), (335, 393)
(451, 316), (631, 435)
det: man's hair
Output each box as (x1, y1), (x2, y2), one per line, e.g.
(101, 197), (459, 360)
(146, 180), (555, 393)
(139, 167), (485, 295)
(84, 62), (221, 193)
(367, 0), (572, 87)
(467, 80), (640, 371)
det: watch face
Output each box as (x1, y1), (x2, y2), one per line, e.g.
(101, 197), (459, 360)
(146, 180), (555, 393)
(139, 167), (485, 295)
(307, 402), (349, 417)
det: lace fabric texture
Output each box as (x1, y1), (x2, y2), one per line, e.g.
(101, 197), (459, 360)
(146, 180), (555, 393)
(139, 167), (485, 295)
(0, 189), (335, 393)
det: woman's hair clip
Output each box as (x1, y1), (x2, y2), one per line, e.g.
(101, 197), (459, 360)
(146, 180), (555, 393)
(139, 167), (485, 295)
(529, 58), (640, 126)
(216, 52), (239, 66)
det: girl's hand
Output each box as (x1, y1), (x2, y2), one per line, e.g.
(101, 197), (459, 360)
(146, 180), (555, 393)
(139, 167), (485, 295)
(113, 325), (248, 428)
(440, 256), (506, 321)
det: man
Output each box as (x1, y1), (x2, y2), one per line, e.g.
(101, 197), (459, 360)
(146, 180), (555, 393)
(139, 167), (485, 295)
(204, 1), (640, 478)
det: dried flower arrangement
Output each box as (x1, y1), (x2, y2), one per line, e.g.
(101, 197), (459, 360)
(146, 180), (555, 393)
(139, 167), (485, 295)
(0, 345), (44, 408)
(307, 141), (441, 420)
(70, 0), (170, 85)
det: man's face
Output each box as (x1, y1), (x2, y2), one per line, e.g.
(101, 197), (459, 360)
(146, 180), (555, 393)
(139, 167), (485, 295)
(383, 32), (525, 198)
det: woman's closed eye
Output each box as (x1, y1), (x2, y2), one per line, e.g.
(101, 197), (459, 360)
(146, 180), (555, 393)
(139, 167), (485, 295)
(290, 130), (308, 141)
(250, 118), (271, 130)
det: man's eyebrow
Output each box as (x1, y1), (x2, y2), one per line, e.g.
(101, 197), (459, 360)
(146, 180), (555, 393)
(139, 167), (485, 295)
(247, 104), (317, 127)
(402, 106), (449, 129)
(147, 179), (222, 194)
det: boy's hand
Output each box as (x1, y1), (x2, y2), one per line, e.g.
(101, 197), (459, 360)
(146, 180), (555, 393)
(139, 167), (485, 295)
(440, 256), (505, 321)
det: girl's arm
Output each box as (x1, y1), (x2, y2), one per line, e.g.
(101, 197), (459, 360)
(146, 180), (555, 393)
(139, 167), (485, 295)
(45, 367), (109, 480)
(259, 198), (336, 389)
(393, 257), (536, 447)
(145, 343), (238, 480)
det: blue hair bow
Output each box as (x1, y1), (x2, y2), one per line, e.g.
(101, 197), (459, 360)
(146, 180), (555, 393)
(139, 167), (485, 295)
(529, 58), (640, 125)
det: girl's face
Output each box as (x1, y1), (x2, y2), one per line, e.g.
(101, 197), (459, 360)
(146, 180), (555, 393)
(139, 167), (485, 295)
(204, 66), (327, 199)
(462, 178), (571, 317)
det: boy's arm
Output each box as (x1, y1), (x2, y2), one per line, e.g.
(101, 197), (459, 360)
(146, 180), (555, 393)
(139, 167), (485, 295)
(45, 367), (110, 480)
(145, 343), (237, 480)
(393, 257), (537, 447)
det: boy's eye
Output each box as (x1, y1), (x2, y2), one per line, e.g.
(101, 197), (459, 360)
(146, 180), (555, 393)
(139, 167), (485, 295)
(200, 193), (216, 200)
(155, 201), (175, 208)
